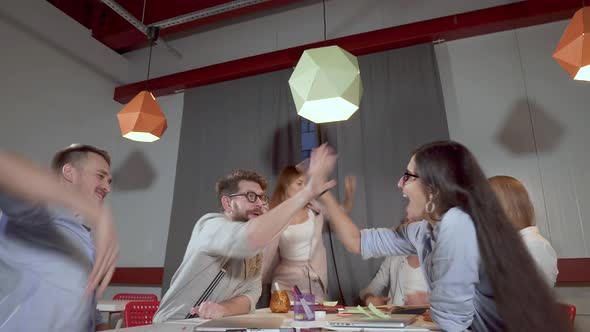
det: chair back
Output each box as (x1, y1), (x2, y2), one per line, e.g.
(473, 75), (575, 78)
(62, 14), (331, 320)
(123, 301), (160, 327)
(113, 293), (158, 301)
(559, 303), (576, 330)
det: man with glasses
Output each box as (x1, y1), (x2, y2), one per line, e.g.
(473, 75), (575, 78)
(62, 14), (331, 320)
(154, 144), (337, 322)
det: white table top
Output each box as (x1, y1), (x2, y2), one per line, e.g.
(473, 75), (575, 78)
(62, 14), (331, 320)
(103, 308), (440, 331)
(97, 299), (131, 312)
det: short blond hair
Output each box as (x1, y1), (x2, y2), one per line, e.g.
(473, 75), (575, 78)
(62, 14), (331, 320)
(51, 144), (111, 173)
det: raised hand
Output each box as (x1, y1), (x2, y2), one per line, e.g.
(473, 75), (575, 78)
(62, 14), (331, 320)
(85, 204), (119, 299)
(344, 175), (357, 197)
(305, 143), (337, 198)
(343, 175), (357, 213)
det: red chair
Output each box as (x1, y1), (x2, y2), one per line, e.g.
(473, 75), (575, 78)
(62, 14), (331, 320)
(113, 293), (158, 301)
(108, 293), (158, 327)
(123, 301), (160, 327)
(559, 303), (576, 328)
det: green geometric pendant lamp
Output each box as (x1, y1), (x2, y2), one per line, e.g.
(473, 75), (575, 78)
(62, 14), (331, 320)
(288, 45), (363, 123)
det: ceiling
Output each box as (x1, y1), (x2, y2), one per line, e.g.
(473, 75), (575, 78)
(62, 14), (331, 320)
(46, 0), (305, 53)
(45, 0), (582, 103)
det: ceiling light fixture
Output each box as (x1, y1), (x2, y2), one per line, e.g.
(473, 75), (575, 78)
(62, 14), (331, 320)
(553, 5), (590, 81)
(288, 0), (363, 123)
(116, 1), (167, 143)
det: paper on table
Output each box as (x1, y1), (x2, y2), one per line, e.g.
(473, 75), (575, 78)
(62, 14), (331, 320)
(368, 303), (391, 318)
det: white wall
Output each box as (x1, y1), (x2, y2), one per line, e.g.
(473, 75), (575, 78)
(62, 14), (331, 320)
(0, 0), (184, 300)
(435, 20), (590, 330)
(1, 0), (129, 84)
(124, 0), (521, 82)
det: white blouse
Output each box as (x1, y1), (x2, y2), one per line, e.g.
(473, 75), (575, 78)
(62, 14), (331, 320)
(519, 226), (558, 287)
(401, 259), (429, 296)
(279, 209), (315, 261)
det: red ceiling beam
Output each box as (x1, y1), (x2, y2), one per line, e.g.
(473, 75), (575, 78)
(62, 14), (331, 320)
(114, 0), (581, 103)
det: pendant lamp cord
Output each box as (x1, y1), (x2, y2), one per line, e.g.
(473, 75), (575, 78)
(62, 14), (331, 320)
(319, 0), (346, 305)
(143, 0), (150, 90)
(141, 0), (158, 91)
(146, 37), (153, 88)
(322, 0), (327, 45)
(145, 27), (160, 89)
(141, 0), (147, 24)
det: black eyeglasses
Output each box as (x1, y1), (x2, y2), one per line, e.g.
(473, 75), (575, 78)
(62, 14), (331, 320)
(401, 171), (419, 186)
(228, 191), (269, 205)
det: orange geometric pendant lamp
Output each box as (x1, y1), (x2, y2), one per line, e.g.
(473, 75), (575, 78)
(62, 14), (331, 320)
(117, 91), (167, 142)
(117, 26), (166, 142)
(553, 7), (590, 81)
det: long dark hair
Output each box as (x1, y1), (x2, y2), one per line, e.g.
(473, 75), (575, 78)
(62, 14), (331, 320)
(413, 141), (569, 332)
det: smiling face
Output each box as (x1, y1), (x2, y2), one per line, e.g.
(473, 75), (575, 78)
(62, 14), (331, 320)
(67, 152), (112, 205)
(398, 155), (428, 222)
(225, 180), (266, 222)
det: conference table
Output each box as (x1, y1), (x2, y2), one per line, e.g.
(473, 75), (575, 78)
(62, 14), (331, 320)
(104, 307), (441, 331)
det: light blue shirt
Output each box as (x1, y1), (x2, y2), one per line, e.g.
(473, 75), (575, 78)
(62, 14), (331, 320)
(361, 207), (503, 332)
(0, 192), (103, 331)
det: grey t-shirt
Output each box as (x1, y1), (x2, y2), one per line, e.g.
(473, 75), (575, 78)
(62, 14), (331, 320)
(153, 213), (262, 322)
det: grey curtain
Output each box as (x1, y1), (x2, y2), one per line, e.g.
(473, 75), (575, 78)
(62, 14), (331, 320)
(163, 43), (449, 307)
(319, 43), (450, 305)
(162, 69), (301, 292)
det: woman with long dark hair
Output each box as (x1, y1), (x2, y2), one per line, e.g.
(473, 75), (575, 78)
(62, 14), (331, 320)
(319, 141), (569, 331)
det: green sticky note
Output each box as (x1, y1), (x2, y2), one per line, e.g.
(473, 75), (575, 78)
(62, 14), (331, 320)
(368, 303), (391, 319)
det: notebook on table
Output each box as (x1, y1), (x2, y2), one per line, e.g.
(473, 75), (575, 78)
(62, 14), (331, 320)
(194, 316), (293, 331)
(327, 314), (418, 329)
(391, 305), (429, 315)
(288, 304), (345, 313)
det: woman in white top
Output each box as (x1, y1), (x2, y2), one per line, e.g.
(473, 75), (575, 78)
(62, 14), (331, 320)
(360, 219), (429, 306)
(489, 175), (559, 287)
(261, 166), (354, 302)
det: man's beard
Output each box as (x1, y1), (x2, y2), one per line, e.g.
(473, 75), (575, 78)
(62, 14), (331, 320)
(232, 208), (263, 222)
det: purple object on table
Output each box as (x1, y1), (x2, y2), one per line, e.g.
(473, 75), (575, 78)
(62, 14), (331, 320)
(294, 294), (315, 321)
